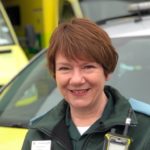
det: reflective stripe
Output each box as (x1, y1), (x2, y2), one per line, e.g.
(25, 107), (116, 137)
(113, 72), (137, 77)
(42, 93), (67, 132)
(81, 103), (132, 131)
(129, 98), (150, 116)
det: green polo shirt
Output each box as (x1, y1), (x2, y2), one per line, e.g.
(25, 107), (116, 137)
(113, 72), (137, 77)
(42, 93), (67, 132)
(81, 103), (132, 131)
(65, 91), (113, 150)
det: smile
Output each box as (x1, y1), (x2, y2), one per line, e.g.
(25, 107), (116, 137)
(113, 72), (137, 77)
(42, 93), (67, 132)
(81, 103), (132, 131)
(70, 89), (90, 95)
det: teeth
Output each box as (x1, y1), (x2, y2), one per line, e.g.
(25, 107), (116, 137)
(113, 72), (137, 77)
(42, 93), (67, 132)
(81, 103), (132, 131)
(71, 89), (88, 94)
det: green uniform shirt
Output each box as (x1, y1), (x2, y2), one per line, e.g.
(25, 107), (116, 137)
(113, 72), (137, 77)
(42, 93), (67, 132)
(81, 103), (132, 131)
(22, 86), (150, 150)
(65, 91), (113, 150)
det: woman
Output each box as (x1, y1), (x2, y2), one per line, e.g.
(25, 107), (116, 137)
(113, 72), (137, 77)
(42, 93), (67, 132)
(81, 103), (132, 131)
(22, 18), (150, 150)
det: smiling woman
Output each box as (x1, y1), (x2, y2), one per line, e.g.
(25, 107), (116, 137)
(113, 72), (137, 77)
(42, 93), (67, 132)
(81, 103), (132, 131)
(22, 18), (150, 150)
(55, 52), (108, 117)
(0, 16), (149, 150)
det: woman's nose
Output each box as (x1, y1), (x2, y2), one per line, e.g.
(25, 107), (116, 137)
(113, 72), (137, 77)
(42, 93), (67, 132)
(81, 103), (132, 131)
(69, 69), (85, 85)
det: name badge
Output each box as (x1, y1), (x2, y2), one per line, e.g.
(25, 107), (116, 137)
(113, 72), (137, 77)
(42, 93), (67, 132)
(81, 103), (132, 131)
(31, 140), (51, 150)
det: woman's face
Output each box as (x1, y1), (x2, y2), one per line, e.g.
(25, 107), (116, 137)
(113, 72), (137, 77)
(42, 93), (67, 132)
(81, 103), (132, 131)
(55, 51), (109, 110)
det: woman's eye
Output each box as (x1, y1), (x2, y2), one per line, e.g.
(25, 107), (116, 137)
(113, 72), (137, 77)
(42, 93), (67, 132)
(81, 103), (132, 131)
(84, 65), (95, 69)
(59, 67), (70, 71)
(57, 66), (72, 72)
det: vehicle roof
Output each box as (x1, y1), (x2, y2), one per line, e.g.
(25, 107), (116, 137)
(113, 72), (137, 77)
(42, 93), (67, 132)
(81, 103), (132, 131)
(102, 15), (150, 38)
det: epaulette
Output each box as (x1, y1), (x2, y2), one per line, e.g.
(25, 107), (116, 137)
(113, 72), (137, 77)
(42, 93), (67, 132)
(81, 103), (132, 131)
(129, 98), (150, 116)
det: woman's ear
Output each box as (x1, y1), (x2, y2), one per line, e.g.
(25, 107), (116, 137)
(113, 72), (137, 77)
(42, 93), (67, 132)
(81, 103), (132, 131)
(106, 73), (112, 81)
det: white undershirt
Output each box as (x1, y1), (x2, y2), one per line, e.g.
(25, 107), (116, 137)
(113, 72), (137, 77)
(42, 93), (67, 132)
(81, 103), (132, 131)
(77, 126), (90, 135)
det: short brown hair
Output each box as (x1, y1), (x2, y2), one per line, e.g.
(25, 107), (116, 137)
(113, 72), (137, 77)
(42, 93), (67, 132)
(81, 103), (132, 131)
(47, 18), (118, 77)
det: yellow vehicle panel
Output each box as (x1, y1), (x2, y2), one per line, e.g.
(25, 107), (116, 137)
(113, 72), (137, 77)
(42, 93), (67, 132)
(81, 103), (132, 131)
(0, 0), (29, 86)
(0, 127), (28, 150)
(0, 45), (28, 85)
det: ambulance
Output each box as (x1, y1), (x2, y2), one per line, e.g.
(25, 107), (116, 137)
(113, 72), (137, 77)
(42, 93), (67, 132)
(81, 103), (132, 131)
(0, 0), (28, 87)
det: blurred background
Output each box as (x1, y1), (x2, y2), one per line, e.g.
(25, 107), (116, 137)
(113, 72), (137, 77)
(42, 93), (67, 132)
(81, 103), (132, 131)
(1, 1), (150, 149)
(1, 0), (150, 86)
(2, 0), (147, 57)
(1, 0), (77, 58)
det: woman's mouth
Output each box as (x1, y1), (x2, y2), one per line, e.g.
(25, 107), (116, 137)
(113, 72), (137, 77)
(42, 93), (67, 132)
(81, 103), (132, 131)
(69, 89), (90, 96)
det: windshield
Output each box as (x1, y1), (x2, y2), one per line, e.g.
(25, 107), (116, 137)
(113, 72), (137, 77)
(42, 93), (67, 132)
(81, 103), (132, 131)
(0, 51), (63, 127)
(0, 36), (150, 127)
(107, 36), (150, 104)
(79, 0), (148, 23)
(0, 10), (13, 45)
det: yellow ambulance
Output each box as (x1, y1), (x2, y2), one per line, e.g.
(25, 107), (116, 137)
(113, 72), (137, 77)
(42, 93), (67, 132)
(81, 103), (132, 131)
(0, 0), (84, 149)
(0, 0), (28, 87)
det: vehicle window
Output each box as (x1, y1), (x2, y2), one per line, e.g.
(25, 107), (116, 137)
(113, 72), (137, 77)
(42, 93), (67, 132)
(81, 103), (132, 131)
(60, 0), (75, 22)
(107, 36), (150, 104)
(0, 10), (13, 45)
(0, 51), (63, 126)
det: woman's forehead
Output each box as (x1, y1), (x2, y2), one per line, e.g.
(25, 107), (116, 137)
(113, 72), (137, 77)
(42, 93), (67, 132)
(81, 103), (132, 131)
(55, 49), (95, 62)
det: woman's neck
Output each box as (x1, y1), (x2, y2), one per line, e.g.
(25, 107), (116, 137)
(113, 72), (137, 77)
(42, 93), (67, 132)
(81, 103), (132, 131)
(70, 93), (108, 127)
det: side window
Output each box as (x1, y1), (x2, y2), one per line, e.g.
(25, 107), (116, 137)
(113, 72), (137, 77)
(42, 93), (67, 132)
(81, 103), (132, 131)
(0, 11), (13, 45)
(60, 1), (75, 22)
